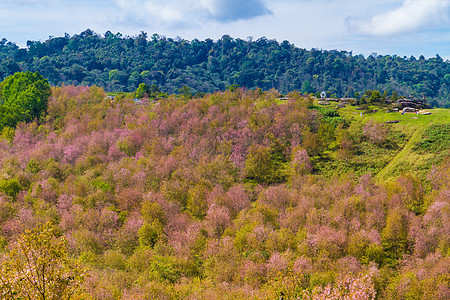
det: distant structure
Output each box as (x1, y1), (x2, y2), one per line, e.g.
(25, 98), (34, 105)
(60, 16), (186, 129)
(320, 91), (326, 99)
(403, 107), (417, 113)
(396, 97), (429, 109)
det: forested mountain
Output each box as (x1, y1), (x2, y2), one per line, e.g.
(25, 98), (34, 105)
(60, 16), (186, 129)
(1, 29), (450, 107)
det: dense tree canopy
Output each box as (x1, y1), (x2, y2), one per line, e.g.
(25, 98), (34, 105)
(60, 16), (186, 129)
(0, 86), (448, 298)
(0, 71), (50, 129)
(0, 30), (449, 107)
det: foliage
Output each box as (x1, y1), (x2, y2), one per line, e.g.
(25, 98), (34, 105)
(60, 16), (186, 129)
(135, 83), (166, 99)
(0, 31), (450, 107)
(1, 126), (15, 144)
(0, 71), (51, 129)
(244, 144), (287, 184)
(0, 178), (22, 199)
(381, 209), (410, 264)
(0, 85), (448, 299)
(0, 222), (87, 299)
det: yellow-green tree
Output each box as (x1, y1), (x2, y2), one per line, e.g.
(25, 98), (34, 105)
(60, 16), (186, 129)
(245, 144), (287, 184)
(381, 209), (410, 264)
(0, 222), (87, 299)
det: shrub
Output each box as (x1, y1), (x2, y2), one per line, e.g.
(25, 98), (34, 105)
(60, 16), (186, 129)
(138, 221), (164, 248)
(363, 120), (389, 146)
(0, 178), (21, 200)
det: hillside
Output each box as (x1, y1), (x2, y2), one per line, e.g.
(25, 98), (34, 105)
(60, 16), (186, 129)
(0, 85), (448, 299)
(334, 103), (449, 181)
(1, 30), (450, 107)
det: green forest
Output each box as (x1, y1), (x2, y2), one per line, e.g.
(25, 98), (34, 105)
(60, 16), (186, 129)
(1, 30), (450, 108)
(0, 69), (448, 299)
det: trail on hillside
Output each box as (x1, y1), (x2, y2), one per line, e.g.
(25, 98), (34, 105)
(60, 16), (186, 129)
(375, 124), (431, 181)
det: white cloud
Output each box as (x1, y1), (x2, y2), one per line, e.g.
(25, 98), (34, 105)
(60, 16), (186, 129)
(348, 0), (450, 36)
(201, 0), (271, 22)
(115, 0), (271, 27)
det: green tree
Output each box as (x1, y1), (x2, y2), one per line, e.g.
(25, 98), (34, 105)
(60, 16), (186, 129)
(1, 126), (15, 145)
(135, 83), (149, 99)
(0, 71), (51, 129)
(381, 209), (410, 264)
(179, 85), (193, 100)
(300, 80), (314, 94)
(149, 84), (164, 98)
(369, 90), (382, 103)
(135, 83), (164, 99)
(245, 145), (273, 184)
(245, 144), (286, 184)
(0, 222), (87, 299)
(138, 221), (164, 248)
(317, 121), (335, 149)
(302, 128), (324, 157)
(0, 178), (22, 200)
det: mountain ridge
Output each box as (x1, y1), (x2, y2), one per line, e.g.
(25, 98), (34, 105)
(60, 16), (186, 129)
(1, 30), (449, 108)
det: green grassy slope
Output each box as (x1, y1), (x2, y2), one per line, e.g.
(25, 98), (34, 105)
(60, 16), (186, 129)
(375, 124), (429, 181)
(317, 102), (449, 181)
(374, 109), (449, 181)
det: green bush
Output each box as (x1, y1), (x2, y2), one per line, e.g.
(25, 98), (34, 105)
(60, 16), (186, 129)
(149, 255), (182, 284)
(138, 221), (164, 248)
(0, 178), (22, 199)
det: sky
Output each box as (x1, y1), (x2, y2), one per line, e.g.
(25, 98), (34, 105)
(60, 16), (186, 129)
(1, 0), (450, 59)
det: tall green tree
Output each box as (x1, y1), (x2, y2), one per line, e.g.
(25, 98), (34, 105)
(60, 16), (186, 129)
(0, 71), (51, 129)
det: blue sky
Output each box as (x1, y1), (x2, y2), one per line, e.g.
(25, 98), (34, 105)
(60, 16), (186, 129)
(1, 0), (450, 58)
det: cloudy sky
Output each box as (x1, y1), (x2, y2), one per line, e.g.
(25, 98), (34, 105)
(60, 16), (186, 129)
(1, 0), (450, 58)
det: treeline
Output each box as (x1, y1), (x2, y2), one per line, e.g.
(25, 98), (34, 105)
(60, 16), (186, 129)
(0, 85), (448, 298)
(1, 30), (450, 107)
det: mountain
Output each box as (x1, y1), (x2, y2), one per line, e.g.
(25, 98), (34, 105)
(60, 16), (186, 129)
(1, 29), (450, 107)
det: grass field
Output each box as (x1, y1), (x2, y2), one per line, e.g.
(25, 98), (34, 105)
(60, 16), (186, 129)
(375, 125), (429, 181)
(315, 102), (449, 181)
